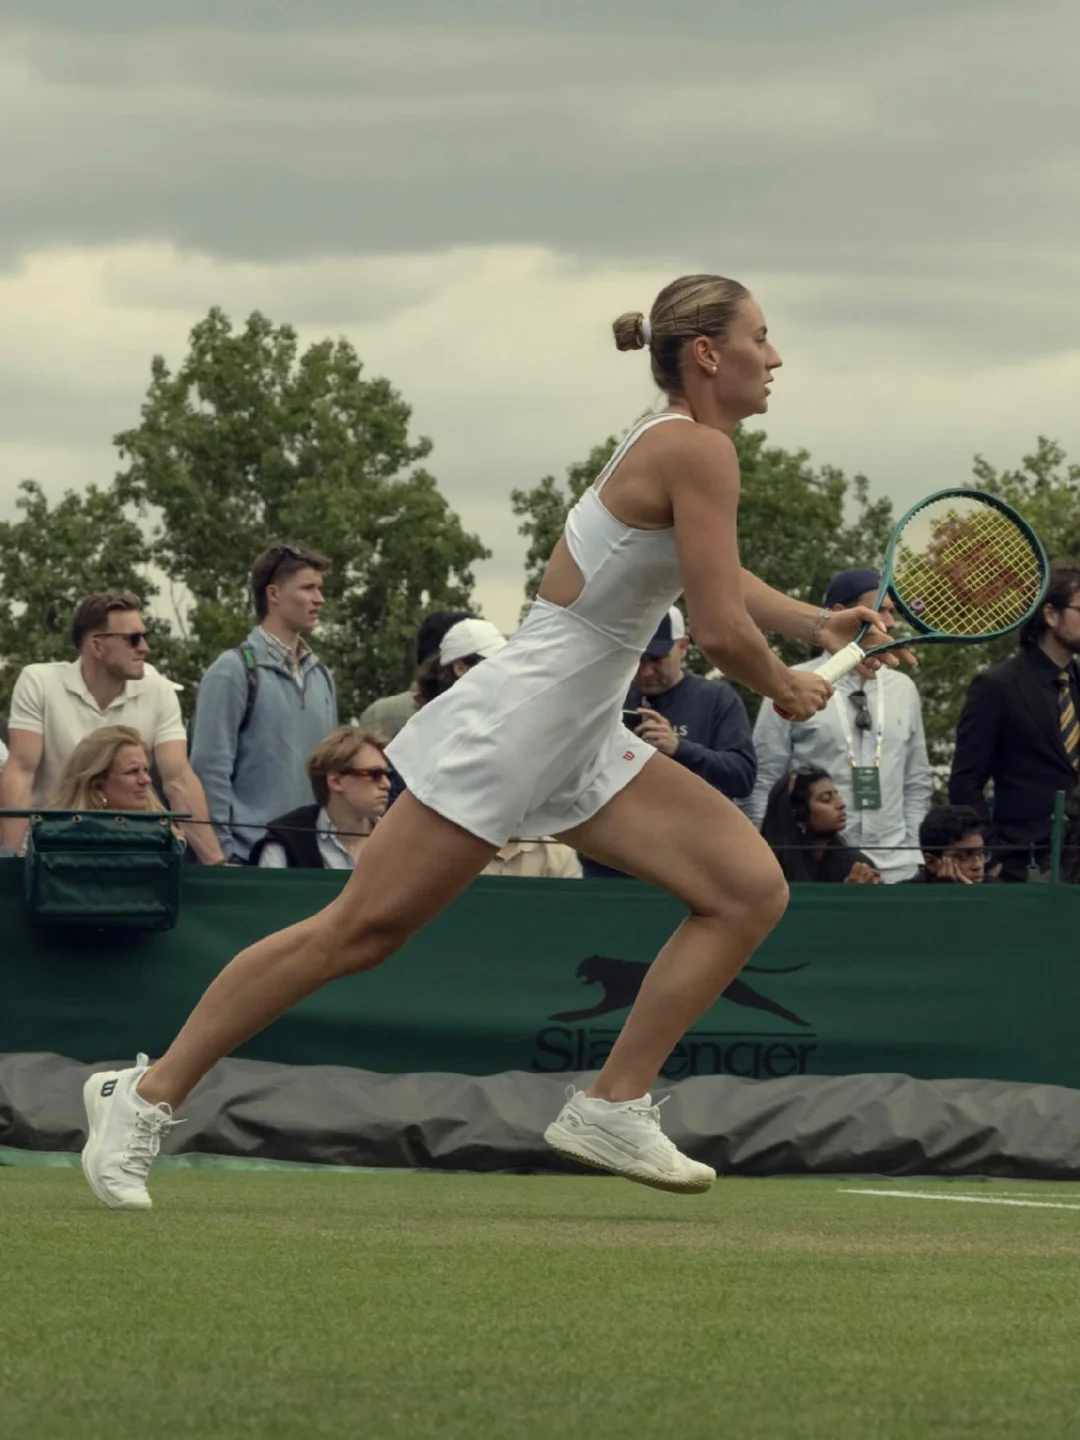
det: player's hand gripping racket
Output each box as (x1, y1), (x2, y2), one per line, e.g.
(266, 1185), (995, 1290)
(775, 489), (1049, 718)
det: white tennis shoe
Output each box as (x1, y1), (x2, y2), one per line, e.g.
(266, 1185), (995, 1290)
(544, 1088), (715, 1193)
(81, 1054), (177, 1210)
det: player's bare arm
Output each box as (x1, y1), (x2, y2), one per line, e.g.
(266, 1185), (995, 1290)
(739, 569), (898, 659)
(663, 425), (830, 721)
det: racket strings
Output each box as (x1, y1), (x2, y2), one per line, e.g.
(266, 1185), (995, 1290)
(893, 502), (1043, 636)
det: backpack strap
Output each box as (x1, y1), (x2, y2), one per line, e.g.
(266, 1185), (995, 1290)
(233, 644), (260, 734)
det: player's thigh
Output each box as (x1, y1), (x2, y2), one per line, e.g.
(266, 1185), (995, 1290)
(318, 792), (497, 951)
(559, 753), (787, 920)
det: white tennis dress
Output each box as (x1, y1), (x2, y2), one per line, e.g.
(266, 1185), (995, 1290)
(386, 413), (692, 846)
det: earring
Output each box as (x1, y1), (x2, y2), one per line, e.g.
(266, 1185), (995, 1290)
(709, 365), (717, 376)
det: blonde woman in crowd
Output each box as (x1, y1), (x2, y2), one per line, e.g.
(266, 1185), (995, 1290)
(48, 724), (166, 817)
(41, 726), (182, 849)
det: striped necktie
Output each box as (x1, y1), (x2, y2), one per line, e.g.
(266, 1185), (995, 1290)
(1058, 670), (1079, 769)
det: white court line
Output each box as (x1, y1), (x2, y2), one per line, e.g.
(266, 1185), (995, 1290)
(960, 1189), (1080, 1201)
(845, 1188), (1080, 1212)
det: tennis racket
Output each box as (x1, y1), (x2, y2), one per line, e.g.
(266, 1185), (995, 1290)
(776, 488), (1049, 717)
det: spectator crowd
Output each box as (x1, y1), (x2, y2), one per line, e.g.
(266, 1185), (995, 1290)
(2, 542), (1079, 889)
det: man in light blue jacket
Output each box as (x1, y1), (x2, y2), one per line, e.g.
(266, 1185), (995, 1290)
(191, 542), (338, 861)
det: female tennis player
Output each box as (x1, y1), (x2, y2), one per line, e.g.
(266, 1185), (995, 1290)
(82, 274), (897, 1207)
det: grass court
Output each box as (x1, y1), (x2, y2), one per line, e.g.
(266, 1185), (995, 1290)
(4, 1166), (1079, 1439)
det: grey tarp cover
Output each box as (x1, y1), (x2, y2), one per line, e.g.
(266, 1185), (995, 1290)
(3, 1052), (1079, 1177)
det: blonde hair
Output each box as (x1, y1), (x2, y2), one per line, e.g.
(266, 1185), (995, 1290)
(47, 725), (163, 814)
(613, 273), (750, 394)
(307, 726), (387, 808)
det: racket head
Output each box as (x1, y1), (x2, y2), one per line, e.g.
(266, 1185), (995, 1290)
(879, 489), (1048, 645)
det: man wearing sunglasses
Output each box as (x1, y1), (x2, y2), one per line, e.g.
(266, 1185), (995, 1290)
(0, 591), (225, 862)
(250, 727), (391, 869)
(190, 542), (337, 861)
(745, 567), (932, 883)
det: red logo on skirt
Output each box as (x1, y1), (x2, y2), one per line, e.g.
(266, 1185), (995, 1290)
(623, 750), (634, 761)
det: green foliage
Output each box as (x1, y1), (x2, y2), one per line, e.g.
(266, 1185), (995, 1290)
(511, 436), (620, 606)
(972, 436), (1080, 561)
(732, 431), (895, 663)
(114, 308), (490, 716)
(0, 480), (165, 717)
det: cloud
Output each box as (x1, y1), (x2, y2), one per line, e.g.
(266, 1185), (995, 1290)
(2, 0), (1080, 643)
(3, 1), (1075, 282)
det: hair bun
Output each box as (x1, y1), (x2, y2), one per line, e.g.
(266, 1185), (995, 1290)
(612, 311), (648, 351)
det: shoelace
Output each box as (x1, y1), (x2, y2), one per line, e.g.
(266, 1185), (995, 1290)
(566, 1087), (669, 1130)
(624, 1095), (668, 1129)
(120, 1106), (180, 1180)
(623, 1096), (685, 1169)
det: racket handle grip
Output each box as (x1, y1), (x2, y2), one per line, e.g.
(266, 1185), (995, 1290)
(772, 641), (866, 720)
(816, 641), (867, 686)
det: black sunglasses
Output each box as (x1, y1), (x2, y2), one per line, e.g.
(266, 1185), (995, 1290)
(263, 542), (310, 586)
(93, 630), (149, 648)
(850, 690), (872, 731)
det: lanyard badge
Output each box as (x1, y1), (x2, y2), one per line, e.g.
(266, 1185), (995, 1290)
(835, 677), (885, 812)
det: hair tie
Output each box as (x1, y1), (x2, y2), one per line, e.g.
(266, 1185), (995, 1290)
(640, 316), (652, 346)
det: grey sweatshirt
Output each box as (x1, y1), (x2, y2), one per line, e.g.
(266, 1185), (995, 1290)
(190, 627), (337, 860)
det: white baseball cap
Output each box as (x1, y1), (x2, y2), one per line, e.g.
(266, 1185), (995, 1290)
(642, 606), (687, 657)
(439, 618), (507, 666)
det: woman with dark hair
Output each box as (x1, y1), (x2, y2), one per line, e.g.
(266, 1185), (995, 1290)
(760, 766), (882, 884)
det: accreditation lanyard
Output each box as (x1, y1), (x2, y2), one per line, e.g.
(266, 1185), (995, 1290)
(834, 674), (885, 811)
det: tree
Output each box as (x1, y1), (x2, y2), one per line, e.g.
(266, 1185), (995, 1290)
(0, 480), (163, 718)
(511, 426), (895, 687)
(972, 436), (1080, 559)
(114, 308), (490, 717)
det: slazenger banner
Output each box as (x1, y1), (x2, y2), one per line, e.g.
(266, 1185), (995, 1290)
(0, 863), (1077, 1090)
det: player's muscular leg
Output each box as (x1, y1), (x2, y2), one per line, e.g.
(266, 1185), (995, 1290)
(137, 796), (496, 1109)
(559, 754), (788, 1102)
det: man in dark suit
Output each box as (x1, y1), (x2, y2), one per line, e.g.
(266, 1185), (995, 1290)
(949, 562), (1080, 881)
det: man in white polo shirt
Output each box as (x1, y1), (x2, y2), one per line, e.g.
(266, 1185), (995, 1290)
(0, 590), (225, 863)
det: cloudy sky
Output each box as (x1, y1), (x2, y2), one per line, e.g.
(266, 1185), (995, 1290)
(3, 0), (1080, 632)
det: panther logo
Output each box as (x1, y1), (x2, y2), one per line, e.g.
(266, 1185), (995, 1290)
(549, 953), (811, 1028)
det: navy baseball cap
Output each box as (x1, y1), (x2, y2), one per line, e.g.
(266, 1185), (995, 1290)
(824, 568), (881, 610)
(643, 607), (687, 657)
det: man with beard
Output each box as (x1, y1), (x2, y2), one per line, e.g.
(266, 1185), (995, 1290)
(0, 590), (223, 862)
(950, 561), (1080, 881)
